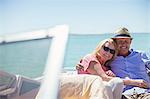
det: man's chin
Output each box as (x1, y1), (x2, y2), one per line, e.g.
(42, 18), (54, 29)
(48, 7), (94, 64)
(120, 48), (128, 50)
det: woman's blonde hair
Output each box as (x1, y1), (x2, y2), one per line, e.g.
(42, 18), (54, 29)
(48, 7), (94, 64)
(92, 38), (118, 66)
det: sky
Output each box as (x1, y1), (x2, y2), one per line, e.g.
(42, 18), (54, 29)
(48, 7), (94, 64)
(0, 0), (150, 34)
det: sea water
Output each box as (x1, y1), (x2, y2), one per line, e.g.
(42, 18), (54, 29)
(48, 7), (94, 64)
(0, 33), (150, 78)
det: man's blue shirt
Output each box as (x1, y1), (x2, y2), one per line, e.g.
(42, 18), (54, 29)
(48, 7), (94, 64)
(110, 49), (150, 91)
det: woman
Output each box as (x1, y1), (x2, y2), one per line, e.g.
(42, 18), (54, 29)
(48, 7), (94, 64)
(76, 38), (149, 99)
(77, 38), (117, 79)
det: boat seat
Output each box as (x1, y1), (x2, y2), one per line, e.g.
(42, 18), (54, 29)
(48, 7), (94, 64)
(0, 70), (18, 99)
(0, 87), (16, 96)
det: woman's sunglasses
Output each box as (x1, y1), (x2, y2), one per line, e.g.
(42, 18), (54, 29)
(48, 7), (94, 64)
(103, 46), (115, 54)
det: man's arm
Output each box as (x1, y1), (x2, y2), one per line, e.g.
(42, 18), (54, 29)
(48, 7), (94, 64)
(141, 51), (150, 69)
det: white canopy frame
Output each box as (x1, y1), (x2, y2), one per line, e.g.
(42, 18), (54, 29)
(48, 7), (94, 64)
(0, 24), (69, 99)
(36, 25), (69, 99)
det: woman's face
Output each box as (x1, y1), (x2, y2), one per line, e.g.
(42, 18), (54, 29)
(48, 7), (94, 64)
(98, 42), (115, 62)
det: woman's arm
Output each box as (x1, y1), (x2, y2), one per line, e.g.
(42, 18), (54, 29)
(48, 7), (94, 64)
(87, 61), (113, 81)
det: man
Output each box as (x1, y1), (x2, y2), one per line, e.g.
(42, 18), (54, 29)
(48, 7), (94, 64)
(110, 27), (150, 97)
(76, 27), (150, 98)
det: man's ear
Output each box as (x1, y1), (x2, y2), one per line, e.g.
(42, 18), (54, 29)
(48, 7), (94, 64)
(130, 39), (132, 43)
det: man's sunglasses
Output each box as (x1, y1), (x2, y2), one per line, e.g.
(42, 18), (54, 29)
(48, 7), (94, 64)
(103, 46), (115, 54)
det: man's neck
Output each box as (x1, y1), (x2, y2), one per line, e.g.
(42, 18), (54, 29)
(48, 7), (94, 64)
(118, 51), (131, 57)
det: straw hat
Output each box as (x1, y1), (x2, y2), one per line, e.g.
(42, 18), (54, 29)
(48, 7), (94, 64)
(112, 27), (132, 39)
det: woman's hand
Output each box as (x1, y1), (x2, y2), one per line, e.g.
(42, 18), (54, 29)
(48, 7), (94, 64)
(76, 64), (84, 71)
(105, 70), (116, 77)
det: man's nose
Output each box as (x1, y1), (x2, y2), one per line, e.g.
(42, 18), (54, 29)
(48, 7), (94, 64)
(120, 41), (127, 45)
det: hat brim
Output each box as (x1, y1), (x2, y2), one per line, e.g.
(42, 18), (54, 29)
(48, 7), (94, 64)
(112, 33), (132, 39)
(112, 37), (132, 39)
(111, 37), (133, 40)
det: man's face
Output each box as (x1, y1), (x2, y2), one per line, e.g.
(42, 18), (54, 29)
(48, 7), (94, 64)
(115, 38), (132, 56)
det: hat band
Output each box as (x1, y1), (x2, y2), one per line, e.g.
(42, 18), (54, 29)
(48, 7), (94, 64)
(114, 34), (131, 38)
